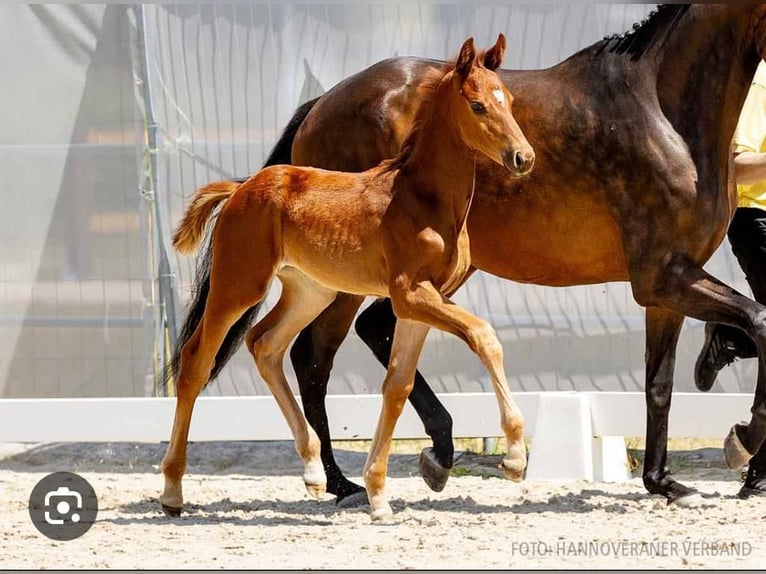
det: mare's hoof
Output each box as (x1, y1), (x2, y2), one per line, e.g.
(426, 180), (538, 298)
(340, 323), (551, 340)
(419, 448), (450, 492)
(724, 423), (753, 470)
(737, 484), (766, 499)
(370, 502), (394, 523)
(161, 504), (182, 518)
(304, 481), (327, 500)
(336, 490), (369, 509)
(670, 492), (704, 508)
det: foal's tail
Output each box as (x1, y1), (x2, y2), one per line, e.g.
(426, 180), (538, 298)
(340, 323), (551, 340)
(166, 179), (257, 388)
(172, 181), (239, 255)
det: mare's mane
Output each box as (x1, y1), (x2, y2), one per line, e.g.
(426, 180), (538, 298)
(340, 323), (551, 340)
(380, 7), (692, 174)
(595, 4), (691, 61)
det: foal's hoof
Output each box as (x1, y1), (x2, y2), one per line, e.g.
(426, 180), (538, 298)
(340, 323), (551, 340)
(500, 458), (526, 482)
(304, 481), (327, 500)
(370, 501), (394, 523)
(161, 504), (183, 518)
(336, 490), (370, 509)
(724, 423), (753, 470)
(419, 448), (451, 492)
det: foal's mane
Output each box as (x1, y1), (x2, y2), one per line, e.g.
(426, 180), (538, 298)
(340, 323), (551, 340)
(595, 4), (690, 61)
(380, 63), (457, 174)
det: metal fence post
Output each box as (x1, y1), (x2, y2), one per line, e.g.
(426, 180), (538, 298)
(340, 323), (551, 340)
(135, 4), (178, 396)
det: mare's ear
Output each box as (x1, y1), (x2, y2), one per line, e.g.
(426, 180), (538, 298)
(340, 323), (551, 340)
(455, 37), (476, 81)
(483, 33), (506, 71)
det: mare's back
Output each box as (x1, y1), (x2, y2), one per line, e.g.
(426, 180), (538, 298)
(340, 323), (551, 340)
(293, 57), (443, 171)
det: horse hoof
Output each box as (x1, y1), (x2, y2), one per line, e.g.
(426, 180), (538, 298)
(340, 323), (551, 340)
(671, 492), (703, 508)
(161, 504), (182, 518)
(419, 448), (450, 492)
(370, 502), (394, 523)
(500, 458), (526, 482)
(724, 424), (753, 470)
(304, 481), (327, 500)
(336, 490), (369, 509)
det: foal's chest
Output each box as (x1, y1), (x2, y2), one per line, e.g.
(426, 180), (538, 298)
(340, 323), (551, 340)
(438, 222), (472, 296)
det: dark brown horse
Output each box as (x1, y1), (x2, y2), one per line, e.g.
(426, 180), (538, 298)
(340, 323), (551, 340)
(163, 36), (534, 520)
(226, 5), (766, 507)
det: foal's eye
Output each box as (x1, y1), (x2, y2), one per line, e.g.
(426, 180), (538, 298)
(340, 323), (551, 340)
(470, 101), (486, 114)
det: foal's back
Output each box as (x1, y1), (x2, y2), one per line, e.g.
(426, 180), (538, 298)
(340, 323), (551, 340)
(226, 162), (397, 297)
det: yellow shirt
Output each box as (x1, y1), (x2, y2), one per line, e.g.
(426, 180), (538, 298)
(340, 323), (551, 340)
(734, 61), (766, 210)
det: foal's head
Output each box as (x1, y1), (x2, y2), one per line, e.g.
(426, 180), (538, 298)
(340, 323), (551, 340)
(449, 35), (535, 176)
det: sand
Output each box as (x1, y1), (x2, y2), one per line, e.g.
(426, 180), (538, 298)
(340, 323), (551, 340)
(0, 440), (763, 569)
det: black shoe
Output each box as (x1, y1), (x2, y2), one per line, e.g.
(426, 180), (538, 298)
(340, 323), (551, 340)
(738, 465), (766, 499)
(694, 324), (737, 392)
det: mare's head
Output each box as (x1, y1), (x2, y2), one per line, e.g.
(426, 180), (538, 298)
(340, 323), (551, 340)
(448, 34), (534, 175)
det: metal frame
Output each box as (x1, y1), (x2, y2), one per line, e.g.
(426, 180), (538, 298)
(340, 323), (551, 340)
(136, 4), (178, 397)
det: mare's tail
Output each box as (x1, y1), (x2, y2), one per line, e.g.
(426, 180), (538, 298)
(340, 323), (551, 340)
(229, 96), (319, 183)
(165, 97), (319, 389)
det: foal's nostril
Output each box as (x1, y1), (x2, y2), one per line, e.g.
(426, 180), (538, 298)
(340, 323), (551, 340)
(513, 151), (524, 171)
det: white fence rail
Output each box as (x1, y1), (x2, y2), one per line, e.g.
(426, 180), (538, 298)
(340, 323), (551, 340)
(0, 392), (750, 482)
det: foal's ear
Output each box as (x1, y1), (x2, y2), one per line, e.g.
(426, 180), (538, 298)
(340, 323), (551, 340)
(456, 37), (477, 81)
(483, 33), (506, 71)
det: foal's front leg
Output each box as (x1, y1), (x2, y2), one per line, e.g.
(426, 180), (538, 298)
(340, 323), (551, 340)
(392, 281), (527, 481)
(363, 319), (431, 521)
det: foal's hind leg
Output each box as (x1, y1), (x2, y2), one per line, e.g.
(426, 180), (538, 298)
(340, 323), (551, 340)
(246, 268), (338, 499)
(160, 286), (267, 515)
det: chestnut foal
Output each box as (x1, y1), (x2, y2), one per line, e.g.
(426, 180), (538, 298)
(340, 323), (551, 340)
(161, 35), (534, 521)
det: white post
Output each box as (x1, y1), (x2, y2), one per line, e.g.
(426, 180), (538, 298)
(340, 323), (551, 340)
(525, 392), (594, 481)
(592, 435), (632, 482)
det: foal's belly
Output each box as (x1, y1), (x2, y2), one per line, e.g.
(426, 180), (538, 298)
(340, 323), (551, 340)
(281, 232), (391, 298)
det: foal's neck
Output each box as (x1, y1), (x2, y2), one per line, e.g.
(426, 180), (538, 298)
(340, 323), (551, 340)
(398, 78), (477, 212)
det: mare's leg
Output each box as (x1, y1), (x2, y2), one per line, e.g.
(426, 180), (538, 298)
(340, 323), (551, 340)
(363, 319), (431, 521)
(642, 307), (700, 506)
(355, 298), (454, 491)
(246, 268), (338, 498)
(633, 253), (766, 487)
(160, 277), (270, 515)
(390, 282), (526, 481)
(289, 293), (367, 504)
(695, 208), (762, 392)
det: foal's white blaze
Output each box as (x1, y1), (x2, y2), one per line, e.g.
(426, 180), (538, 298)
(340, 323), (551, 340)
(492, 89), (505, 105)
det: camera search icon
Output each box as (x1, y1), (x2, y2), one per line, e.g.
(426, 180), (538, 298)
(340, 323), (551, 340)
(28, 472), (98, 541)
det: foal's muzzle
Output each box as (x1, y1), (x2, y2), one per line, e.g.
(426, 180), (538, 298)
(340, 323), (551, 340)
(503, 148), (535, 176)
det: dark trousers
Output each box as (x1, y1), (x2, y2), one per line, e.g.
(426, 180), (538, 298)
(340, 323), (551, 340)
(710, 207), (766, 358)
(711, 207), (766, 468)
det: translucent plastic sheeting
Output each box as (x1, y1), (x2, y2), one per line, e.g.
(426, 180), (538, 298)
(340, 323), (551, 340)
(0, 5), (152, 398)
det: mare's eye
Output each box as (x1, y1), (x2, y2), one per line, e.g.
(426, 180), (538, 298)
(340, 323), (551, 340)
(470, 101), (486, 114)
